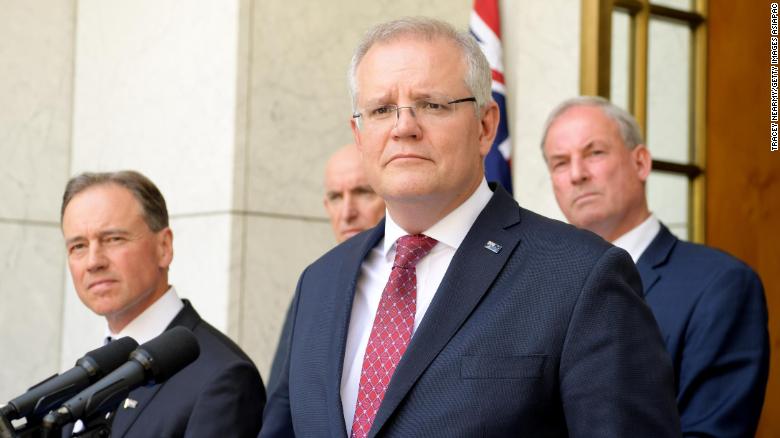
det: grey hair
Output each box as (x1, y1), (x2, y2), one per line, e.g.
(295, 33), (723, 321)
(61, 170), (169, 232)
(540, 96), (645, 154)
(347, 17), (492, 113)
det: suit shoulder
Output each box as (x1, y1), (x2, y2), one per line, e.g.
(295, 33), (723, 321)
(517, 207), (615, 257)
(505, 207), (640, 297)
(671, 239), (758, 274)
(190, 318), (259, 371)
(301, 228), (373, 278)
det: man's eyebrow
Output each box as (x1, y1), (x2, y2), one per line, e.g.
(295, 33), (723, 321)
(362, 92), (394, 106)
(99, 229), (130, 236)
(65, 235), (86, 246)
(409, 91), (448, 101)
(64, 229), (130, 246)
(546, 151), (571, 162)
(548, 141), (598, 161)
(352, 185), (376, 193)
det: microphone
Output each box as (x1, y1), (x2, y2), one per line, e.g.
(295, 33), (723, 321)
(0, 337), (138, 422)
(42, 326), (200, 429)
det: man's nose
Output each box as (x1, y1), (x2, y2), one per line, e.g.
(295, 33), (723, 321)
(569, 157), (590, 184)
(86, 244), (108, 271)
(392, 106), (422, 139)
(340, 194), (358, 221)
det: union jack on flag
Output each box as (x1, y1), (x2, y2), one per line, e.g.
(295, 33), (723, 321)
(470, 0), (513, 194)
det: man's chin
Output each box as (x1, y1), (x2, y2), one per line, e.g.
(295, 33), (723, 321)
(567, 209), (605, 231)
(340, 229), (361, 241)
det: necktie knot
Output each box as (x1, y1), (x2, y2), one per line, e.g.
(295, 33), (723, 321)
(394, 234), (437, 269)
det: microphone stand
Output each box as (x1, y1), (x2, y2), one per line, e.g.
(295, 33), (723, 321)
(0, 412), (52, 438)
(0, 413), (16, 438)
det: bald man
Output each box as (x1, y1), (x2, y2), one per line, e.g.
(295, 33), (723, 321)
(266, 145), (385, 392)
(323, 144), (385, 242)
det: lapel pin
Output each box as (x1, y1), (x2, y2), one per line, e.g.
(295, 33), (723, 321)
(484, 240), (502, 254)
(123, 398), (138, 409)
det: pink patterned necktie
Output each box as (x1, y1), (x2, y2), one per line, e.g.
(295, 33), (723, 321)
(350, 234), (438, 438)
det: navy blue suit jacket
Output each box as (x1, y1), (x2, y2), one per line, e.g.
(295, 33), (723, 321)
(108, 300), (266, 437)
(637, 225), (769, 437)
(262, 186), (680, 437)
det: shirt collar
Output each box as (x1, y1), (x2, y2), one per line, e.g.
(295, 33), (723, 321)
(382, 178), (493, 257)
(611, 213), (661, 262)
(106, 286), (184, 345)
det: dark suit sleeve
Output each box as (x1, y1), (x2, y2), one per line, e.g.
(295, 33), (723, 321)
(266, 299), (294, 394)
(183, 361), (265, 438)
(259, 270), (305, 437)
(677, 266), (769, 437)
(560, 247), (681, 437)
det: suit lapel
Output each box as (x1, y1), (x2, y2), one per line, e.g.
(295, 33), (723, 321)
(109, 383), (164, 437)
(369, 186), (522, 436)
(109, 302), (199, 437)
(635, 224), (677, 297)
(326, 224), (386, 438)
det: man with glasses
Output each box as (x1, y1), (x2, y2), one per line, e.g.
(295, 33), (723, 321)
(261, 17), (679, 437)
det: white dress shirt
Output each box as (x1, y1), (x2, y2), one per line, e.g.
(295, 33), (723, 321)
(104, 286), (184, 346)
(611, 214), (661, 263)
(340, 179), (493, 432)
(74, 286), (183, 434)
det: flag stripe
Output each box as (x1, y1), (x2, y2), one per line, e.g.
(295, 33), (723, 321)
(473, 0), (502, 38)
(471, 0), (513, 194)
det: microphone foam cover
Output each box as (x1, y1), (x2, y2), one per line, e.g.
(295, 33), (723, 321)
(83, 336), (139, 374)
(138, 326), (200, 382)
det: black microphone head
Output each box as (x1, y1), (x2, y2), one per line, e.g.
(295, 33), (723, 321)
(78, 337), (139, 375)
(2, 337), (139, 421)
(133, 326), (200, 383)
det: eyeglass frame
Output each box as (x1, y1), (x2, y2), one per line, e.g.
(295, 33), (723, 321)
(352, 96), (478, 129)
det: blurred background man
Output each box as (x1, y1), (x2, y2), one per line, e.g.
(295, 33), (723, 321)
(60, 170), (265, 437)
(542, 96), (770, 437)
(323, 143), (386, 242)
(267, 144), (385, 390)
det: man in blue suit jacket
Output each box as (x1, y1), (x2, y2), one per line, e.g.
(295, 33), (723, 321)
(542, 96), (770, 437)
(262, 17), (680, 437)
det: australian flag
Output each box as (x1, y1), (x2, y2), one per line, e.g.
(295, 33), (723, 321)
(470, 0), (513, 194)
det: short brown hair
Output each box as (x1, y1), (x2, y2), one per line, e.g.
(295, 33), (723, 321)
(61, 170), (169, 232)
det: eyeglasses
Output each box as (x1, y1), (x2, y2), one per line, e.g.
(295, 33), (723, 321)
(352, 96), (477, 130)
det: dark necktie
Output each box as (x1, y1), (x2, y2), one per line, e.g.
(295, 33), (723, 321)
(350, 234), (437, 438)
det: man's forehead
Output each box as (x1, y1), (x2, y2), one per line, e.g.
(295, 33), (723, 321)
(355, 37), (465, 89)
(63, 184), (144, 229)
(557, 106), (620, 132)
(359, 36), (462, 65)
(325, 167), (368, 190)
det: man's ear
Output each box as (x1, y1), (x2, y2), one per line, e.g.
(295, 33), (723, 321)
(478, 101), (500, 157)
(351, 118), (363, 152)
(633, 144), (652, 182)
(157, 227), (174, 269)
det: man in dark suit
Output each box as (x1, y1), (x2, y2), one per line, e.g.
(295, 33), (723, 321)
(261, 17), (680, 437)
(60, 170), (265, 437)
(542, 96), (770, 437)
